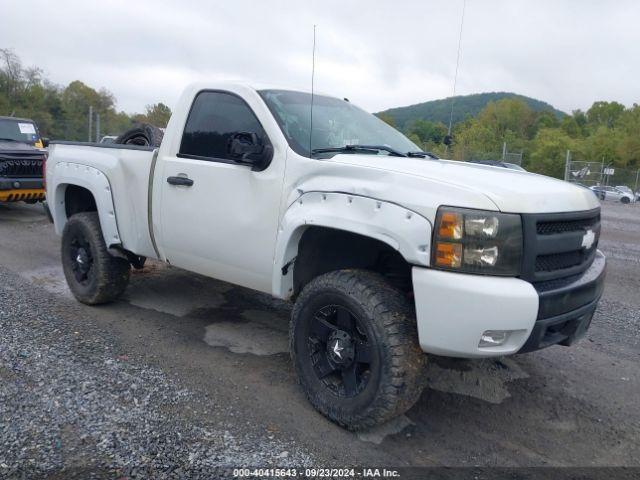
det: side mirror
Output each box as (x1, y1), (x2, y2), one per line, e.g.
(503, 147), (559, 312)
(228, 132), (272, 171)
(42, 138), (50, 148)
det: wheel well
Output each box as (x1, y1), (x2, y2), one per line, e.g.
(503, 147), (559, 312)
(65, 185), (97, 218)
(293, 227), (413, 296)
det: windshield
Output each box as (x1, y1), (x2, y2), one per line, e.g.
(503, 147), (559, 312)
(259, 89), (419, 158)
(0, 118), (39, 145)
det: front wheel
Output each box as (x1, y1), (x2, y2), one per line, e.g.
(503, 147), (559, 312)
(290, 270), (427, 430)
(61, 212), (130, 305)
(621, 196), (631, 204)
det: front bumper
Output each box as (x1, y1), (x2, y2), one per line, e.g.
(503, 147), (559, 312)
(0, 177), (45, 202)
(412, 250), (606, 358)
(519, 250), (605, 352)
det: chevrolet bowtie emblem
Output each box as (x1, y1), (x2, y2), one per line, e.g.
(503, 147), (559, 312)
(581, 229), (595, 250)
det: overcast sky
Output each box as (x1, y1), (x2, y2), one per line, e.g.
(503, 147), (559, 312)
(1, 0), (637, 115)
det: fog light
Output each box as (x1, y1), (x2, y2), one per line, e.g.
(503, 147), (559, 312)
(479, 330), (509, 347)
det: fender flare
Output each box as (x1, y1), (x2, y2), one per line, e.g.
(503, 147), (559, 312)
(272, 191), (432, 298)
(50, 162), (122, 248)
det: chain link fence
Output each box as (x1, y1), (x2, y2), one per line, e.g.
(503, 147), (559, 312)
(564, 155), (640, 192)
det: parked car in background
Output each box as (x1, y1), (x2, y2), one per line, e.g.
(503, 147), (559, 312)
(590, 185), (635, 204)
(99, 135), (118, 144)
(584, 185), (605, 200)
(615, 185), (640, 202)
(0, 116), (47, 203)
(467, 159), (527, 171)
(575, 183), (604, 200)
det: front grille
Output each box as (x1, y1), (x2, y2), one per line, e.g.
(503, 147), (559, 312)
(537, 214), (600, 235)
(521, 208), (601, 283)
(535, 250), (584, 272)
(0, 154), (45, 178)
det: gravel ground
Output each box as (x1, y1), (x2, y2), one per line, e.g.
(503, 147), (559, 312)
(0, 269), (311, 479)
(0, 200), (638, 477)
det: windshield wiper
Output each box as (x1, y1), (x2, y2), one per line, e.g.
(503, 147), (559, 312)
(0, 138), (19, 142)
(312, 144), (407, 157)
(407, 151), (439, 159)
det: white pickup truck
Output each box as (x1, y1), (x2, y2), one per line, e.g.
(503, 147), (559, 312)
(46, 83), (606, 430)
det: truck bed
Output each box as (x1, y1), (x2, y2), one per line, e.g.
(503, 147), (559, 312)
(51, 141), (155, 152)
(47, 141), (157, 258)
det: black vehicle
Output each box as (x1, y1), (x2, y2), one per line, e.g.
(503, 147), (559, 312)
(0, 116), (48, 203)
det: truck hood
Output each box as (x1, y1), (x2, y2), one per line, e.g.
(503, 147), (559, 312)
(327, 155), (599, 214)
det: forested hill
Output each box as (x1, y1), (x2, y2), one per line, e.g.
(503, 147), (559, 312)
(378, 92), (566, 130)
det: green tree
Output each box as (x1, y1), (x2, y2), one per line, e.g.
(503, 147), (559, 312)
(586, 101), (625, 128)
(585, 126), (621, 165)
(406, 119), (447, 145)
(0, 49), (167, 140)
(376, 112), (396, 128)
(614, 106), (640, 168)
(137, 102), (172, 128)
(528, 128), (573, 177)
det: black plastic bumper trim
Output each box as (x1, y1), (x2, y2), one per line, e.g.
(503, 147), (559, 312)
(535, 251), (606, 320)
(519, 250), (605, 353)
(519, 299), (598, 353)
(0, 177), (44, 190)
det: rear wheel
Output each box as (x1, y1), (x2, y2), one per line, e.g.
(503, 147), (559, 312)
(61, 212), (130, 305)
(290, 269), (426, 430)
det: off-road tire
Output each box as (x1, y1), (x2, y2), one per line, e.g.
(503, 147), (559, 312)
(290, 269), (427, 430)
(115, 123), (164, 147)
(61, 212), (130, 305)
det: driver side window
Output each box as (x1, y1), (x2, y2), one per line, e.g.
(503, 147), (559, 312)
(179, 91), (268, 162)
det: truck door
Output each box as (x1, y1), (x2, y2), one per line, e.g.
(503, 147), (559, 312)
(157, 90), (284, 293)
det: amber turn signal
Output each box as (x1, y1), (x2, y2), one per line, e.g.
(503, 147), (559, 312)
(434, 242), (462, 268)
(437, 212), (463, 240)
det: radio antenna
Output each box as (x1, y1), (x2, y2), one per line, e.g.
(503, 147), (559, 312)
(309, 24), (317, 156)
(446, 0), (466, 153)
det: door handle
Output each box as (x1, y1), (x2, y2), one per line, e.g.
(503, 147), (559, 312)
(167, 176), (194, 187)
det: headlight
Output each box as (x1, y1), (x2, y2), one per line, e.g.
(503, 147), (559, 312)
(432, 207), (522, 275)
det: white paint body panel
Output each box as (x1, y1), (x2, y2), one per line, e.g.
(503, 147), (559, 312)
(273, 191), (432, 298)
(46, 81), (602, 359)
(412, 267), (539, 357)
(49, 161), (121, 247)
(46, 144), (157, 257)
(152, 84), (288, 292)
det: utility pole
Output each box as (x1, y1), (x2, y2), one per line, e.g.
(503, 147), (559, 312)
(88, 106), (93, 142)
(95, 113), (100, 143)
(564, 150), (571, 181)
(502, 142), (507, 161)
(635, 169), (639, 193)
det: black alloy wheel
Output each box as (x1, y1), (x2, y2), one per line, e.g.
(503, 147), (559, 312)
(61, 212), (130, 305)
(290, 269), (427, 430)
(69, 232), (95, 285)
(308, 304), (373, 398)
